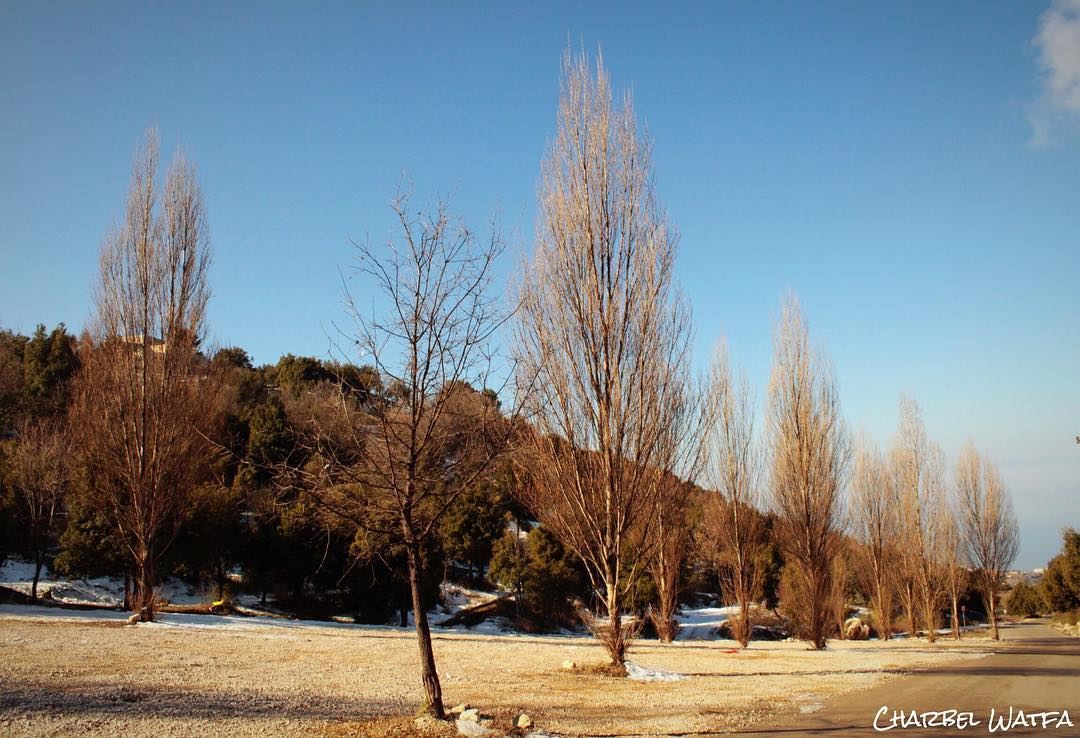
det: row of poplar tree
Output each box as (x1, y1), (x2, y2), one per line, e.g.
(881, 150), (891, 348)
(0, 49), (1040, 721)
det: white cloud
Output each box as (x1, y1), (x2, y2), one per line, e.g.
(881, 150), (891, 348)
(1030, 0), (1080, 146)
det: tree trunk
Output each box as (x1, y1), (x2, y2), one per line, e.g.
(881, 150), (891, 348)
(608, 608), (626, 665)
(988, 589), (999, 641)
(924, 593), (937, 643)
(215, 561), (226, 601)
(737, 597), (751, 648)
(600, 579), (628, 665)
(809, 570), (828, 650)
(874, 582), (891, 641)
(951, 595), (961, 640)
(31, 548), (43, 602)
(902, 582), (916, 638)
(134, 544), (156, 622)
(407, 543), (444, 718)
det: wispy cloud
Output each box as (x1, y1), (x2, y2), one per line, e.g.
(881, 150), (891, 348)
(1030, 0), (1080, 146)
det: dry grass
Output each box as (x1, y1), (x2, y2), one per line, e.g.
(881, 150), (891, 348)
(0, 612), (996, 737)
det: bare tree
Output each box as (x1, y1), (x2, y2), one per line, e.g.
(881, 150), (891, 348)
(766, 296), (849, 650)
(941, 501), (968, 640)
(299, 189), (510, 718)
(829, 536), (855, 639)
(5, 418), (68, 601)
(71, 130), (215, 622)
(701, 346), (762, 647)
(955, 443), (1019, 640)
(849, 436), (897, 639)
(514, 48), (698, 666)
(647, 473), (691, 643)
(891, 397), (947, 643)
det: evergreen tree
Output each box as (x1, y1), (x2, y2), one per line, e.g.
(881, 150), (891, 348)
(439, 463), (512, 582)
(1042, 528), (1080, 613)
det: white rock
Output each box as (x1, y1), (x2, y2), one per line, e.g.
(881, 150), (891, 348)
(515, 712), (533, 729)
(561, 659), (576, 670)
(459, 708), (480, 722)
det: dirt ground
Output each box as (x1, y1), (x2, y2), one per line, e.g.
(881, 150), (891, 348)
(0, 611), (997, 737)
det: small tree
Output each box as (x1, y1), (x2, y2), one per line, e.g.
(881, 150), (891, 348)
(891, 398), (948, 643)
(700, 346), (762, 647)
(941, 499), (968, 640)
(4, 418), (68, 600)
(766, 296), (849, 650)
(955, 443), (1020, 640)
(1006, 581), (1045, 618)
(647, 474), (692, 642)
(300, 189), (511, 718)
(850, 436), (897, 639)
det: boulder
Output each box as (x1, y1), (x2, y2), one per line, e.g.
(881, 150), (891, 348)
(515, 713), (533, 729)
(561, 659), (577, 670)
(448, 704), (469, 716)
(459, 708), (480, 722)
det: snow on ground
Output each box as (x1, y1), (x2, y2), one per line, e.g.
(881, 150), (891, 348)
(0, 557), (763, 641)
(674, 604), (740, 640)
(624, 660), (686, 682)
(0, 558), (214, 608)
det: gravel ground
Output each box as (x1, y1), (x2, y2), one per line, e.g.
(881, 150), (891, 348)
(0, 610), (995, 737)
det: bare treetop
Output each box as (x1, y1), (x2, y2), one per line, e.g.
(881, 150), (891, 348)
(94, 130), (211, 349)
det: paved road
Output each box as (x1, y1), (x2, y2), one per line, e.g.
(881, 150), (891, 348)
(734, 620), (1080, 737)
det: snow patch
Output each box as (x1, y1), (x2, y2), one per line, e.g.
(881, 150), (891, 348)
(624, 660), (686, 682)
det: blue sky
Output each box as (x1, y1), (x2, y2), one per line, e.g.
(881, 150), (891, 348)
(1, 1), (1078, 568)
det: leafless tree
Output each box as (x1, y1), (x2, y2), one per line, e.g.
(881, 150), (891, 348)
(5, 418), (69, 601)
(941, 500), (968, 640)
(829, 536), (855, 639)
(71, 130), (215, 622)
(700, 346), (762, 647)
(891, 397), (947, 643)
(766, 296), (849, 650)
(849, 436), (897, 639)
(955, 443), (1019, 640)
(297, 189), (511, 718)
(647, 473), (692, 643)
(514, 48), (699, 666)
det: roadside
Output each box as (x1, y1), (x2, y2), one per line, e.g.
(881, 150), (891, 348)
(734, 620), (1080, 737)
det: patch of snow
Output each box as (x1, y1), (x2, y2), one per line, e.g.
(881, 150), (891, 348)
(674, 605), (741, 640)
(793, 693), (825, 714)
(0, 604), (132, 624)
(624, 660), (686, 682)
